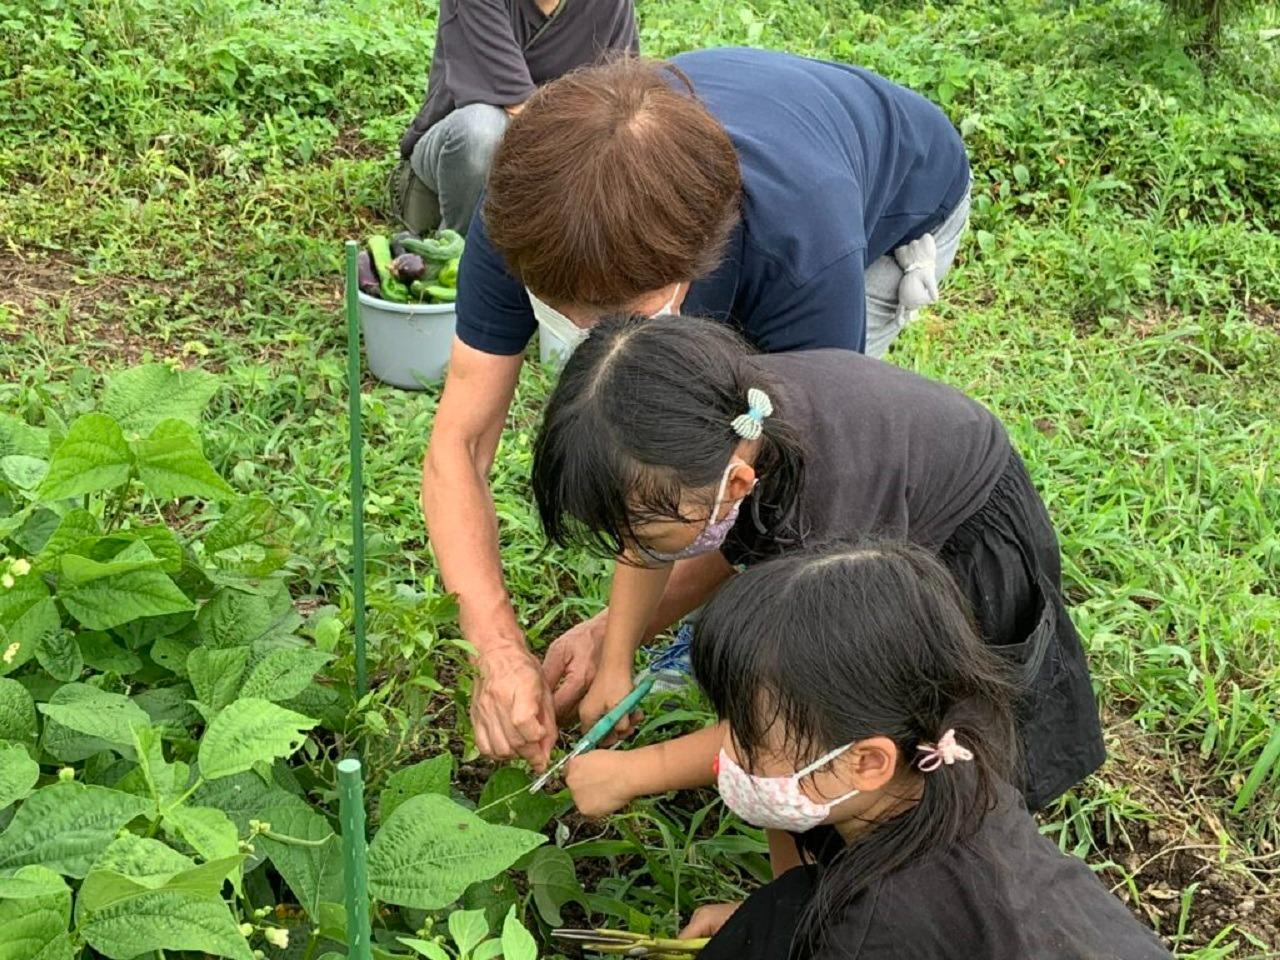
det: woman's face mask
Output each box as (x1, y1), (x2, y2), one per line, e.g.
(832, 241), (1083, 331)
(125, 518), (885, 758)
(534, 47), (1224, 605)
(716, 744), (860, 833)
(638, 460), (750, 565)
(527, 283), (685, 356)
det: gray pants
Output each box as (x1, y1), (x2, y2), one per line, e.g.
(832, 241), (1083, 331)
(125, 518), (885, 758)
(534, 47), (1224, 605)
(399, 104), (510, 234)
(863, 184), (971, 359)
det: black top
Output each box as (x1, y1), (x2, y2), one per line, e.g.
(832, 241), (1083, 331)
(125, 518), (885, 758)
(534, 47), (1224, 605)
(722, 350), (1011, 567)
(399, 0), (638, 157)
(701, 786), (1172, 960)
(455, 47), (970, 355)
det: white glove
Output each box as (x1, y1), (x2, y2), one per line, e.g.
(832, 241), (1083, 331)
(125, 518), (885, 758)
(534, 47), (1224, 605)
(893, 233), (939, 319)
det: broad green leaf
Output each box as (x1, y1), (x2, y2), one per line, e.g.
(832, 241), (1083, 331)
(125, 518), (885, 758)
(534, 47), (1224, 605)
(0, 741), (38, 808)
(0, 865), (71, 960)
(101, 364), (219, 434)
(398, 938), (452, 960)
(472, 939), (504, 960)
(478, 766), (563, 832)
(500, 906), (538, 960)
(367, 794), (545, 910)
(0, 592), (57, 676)
(33, 509), (101, 573)
(0, 677), (37, 744)
(163, 805), (240, 863)
(40, 715), (116, 764)
(1, 455), (48, 491)
(13, 508), (61, 555)
(132, 524), (183, 573)
(79, 632), (143, 675)
(448, 908), (490, 958)
(239, 647), (332, 702)
(526, 845), (585, 926)
(36, 413), (132, 501)
(150, 633), (197, 677)
(132, 724), (185, 811)
(257, 798), (342, 915)
(0, 782), (150, 877)
(0, 415), (49, 459)
(61, 565), (194, 631)
(59, 550), (165, 585)
(380, 754), (453, 822)
(187, 646), (250, 713)
(79, 888), (252, 960)
(35, 629), (83, 683)
(197, 698), (316, 780)
(133, 420), (234, 502)
(38, 683), (150, 750)
(0, 570), (49, 628)
(77, 833), (241, 913)
(133, 685), (201, 737)
(203, 496), (290, 576)
(197, 588), (274, 649)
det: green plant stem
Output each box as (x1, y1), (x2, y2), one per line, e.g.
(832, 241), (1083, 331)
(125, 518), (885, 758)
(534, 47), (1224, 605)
(261, 828), (335, 847)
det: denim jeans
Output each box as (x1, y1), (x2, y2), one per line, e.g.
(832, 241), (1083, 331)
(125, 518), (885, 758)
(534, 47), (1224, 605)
(403, 103), (509, 234)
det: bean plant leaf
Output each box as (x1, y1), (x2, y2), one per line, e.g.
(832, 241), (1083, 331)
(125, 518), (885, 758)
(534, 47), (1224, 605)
(398, 938), (451, 960)
(197, 588), (273, 649)
(131, 724), (186, 811)
(197, 698), (316, 780)
(35, 629), (83, 684)
(478, 766), (563, 832)
(131, 525), (184, 573)
(1, 594), (58, 676)
(187, 646), (250, 714)
(60, 562), (194, 632)
(0, 678), (37, 744)
(0, 782), (150, 877)
(239, 647), (332, 702)
(36, 413), (133, 501)
(0, 414), (50, 459)
(79, 632), (143, 675)
(256, 798), (343, 915)
(500, 906), (538, 960)
(37, 683), (150, 751)
(40, 716), (116, 764)
(448, 908), (490, 958)
(0, 741), (39, 808)
(366, 793), (545, 910)
(79, 889), (252, 960)
(203, 496), (290, 576)
(379, 754), (453, 822)
(1, 455), (48, 491)
(101, 364), (220, 435)
(0, 865), (72, 960)
(133, 419), (234, 502)
(163, 805), (240, 864)
(77, 833), (241, 915)
(526, 845), (586, 926)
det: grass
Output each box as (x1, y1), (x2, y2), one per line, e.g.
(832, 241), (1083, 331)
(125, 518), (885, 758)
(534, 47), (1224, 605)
(2, 0), (1279, 954)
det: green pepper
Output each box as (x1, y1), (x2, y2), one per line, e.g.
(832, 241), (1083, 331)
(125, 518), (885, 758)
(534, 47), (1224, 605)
(438, 256), (460, 288)
(401, 228), (464, 263)
(424, 284), (457, 303)
(367, 235), (410, 303)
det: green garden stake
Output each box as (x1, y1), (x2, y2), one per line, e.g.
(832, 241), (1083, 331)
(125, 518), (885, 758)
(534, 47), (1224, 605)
(338, 758), (373, 960)
(344, 240), (368, 700)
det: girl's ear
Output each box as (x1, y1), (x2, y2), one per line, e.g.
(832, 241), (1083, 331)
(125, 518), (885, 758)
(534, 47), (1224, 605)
(725, 461), (757, 503)
(844, 736), (902, 792)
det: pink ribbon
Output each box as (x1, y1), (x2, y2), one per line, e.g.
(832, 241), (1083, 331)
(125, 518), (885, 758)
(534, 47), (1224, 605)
(916, 728), (974, 772)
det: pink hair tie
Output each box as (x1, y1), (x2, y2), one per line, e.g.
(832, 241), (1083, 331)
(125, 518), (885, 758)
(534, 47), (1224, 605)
(916, 729), (974, 772)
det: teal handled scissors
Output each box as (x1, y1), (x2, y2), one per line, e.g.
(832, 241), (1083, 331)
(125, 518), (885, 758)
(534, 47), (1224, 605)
(551, 928), (709, 959)
(528, 674), (657, 793)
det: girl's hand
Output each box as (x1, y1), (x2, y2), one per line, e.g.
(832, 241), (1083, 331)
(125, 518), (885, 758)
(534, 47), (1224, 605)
(678, 902), (742, 940)
(542, 611), (607, 723)
(578, 666), (640, 742)
(564, 750), (637, 817)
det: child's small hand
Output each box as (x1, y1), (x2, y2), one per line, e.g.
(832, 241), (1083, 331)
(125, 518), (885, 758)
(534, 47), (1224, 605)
(565, 751), (637, 818)
(578, 667), (640, 743)
(678, 902), (742, 940)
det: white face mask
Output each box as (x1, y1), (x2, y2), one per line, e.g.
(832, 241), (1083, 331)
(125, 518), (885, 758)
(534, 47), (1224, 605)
(528, 283), (685, 358)
(716, 744), (860, 833)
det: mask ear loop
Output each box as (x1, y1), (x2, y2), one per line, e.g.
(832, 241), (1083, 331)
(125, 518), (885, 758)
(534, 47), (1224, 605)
(794, 743), (860, 805)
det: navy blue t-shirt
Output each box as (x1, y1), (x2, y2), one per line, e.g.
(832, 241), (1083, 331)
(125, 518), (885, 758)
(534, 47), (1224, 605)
(456, 47), (970, 356)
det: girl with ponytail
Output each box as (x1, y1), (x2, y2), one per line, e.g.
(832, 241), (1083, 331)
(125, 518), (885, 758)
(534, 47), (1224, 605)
(677, 543), (1169, 960)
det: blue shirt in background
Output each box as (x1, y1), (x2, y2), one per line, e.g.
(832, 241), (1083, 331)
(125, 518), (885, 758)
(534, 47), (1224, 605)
(455, 46), (970, 356)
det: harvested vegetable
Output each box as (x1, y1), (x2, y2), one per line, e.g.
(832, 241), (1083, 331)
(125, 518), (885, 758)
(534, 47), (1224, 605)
(391, 253), (427, 284)
(423, 284), (457, 303)
(391, 230), (419, 258)
(402, 229), (464, 263)
(368, 234), (410, 303)
(438, 257), (460, 288)
(357, 251), (381, 296)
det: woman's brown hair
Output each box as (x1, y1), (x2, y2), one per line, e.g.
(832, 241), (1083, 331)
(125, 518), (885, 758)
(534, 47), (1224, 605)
(483, 56), (742, 311)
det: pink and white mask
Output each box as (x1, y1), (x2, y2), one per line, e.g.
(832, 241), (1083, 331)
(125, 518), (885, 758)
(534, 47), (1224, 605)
(715, 745), (860, 832)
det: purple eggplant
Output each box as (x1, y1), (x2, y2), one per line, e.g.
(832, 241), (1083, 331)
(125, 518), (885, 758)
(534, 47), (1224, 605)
(357, 251), (380, 297)
(390, 253), (427, 284)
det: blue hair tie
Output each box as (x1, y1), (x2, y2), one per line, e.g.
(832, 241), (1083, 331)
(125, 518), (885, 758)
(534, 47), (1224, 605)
(731, 388), (773, 440)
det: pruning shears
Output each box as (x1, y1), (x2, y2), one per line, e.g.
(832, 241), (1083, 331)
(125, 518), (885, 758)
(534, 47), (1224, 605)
(528, 674), (656, 793)
(551, 928), (710, 959)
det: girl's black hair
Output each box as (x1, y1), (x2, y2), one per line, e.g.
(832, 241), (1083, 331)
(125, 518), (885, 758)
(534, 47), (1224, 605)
(532, 314), (806, 557)
(691, 541), (1018, 953)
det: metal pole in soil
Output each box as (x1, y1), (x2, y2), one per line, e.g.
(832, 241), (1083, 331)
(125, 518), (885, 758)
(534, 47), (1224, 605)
(338, 758), (372, 960)
(344, 240), (368, 700)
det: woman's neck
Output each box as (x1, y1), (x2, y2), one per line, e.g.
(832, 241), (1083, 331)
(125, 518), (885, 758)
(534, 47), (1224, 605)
(831, 774), (923, 844)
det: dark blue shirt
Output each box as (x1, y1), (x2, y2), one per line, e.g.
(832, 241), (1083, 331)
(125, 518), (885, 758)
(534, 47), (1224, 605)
(456, 47), (970, 356)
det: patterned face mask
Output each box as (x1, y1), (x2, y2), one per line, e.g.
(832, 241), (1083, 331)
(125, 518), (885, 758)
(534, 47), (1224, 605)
(638, 461), (748, 566)
(715, 745), (860, 833)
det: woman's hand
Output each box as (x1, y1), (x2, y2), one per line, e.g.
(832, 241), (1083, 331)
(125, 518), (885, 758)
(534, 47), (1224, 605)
(564, 750), (638, 817)
(678, 902), (742, 940)
(541, 611), (608, 723)
(577, 665), (639, 742)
